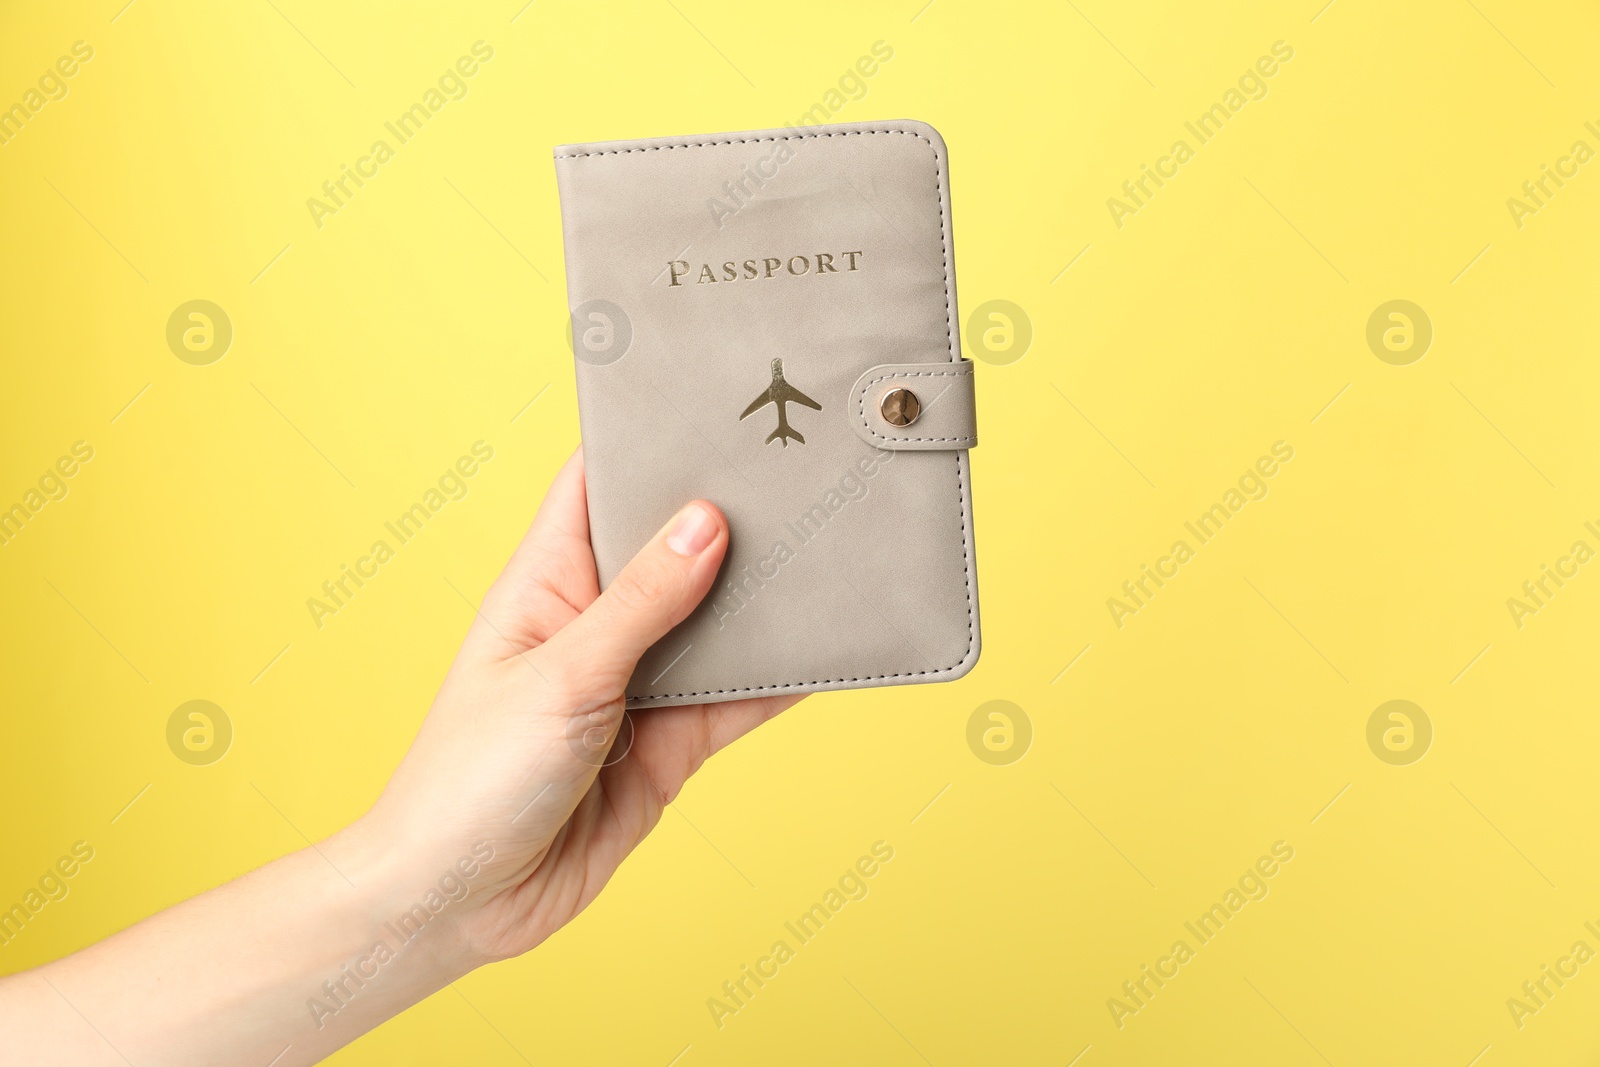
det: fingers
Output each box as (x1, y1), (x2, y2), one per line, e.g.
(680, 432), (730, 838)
(701, 693), (804, 760)
(537, 500), (728, 698)
(499, 448), (593, 595)
(472, 448), (600, 654)
(525, 447), (592, 548)
(629, 692), (804, 803)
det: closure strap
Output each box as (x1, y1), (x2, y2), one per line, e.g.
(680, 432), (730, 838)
(847, 361), (978, 451)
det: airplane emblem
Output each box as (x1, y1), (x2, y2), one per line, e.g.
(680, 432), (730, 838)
(740, 358), (821, 447)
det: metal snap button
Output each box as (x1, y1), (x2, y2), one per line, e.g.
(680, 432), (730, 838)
(880, 387), (920, 427)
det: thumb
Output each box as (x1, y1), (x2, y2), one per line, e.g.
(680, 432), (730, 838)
(539, 500), (727, 696)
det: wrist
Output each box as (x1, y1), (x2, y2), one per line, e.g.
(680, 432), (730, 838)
(318, 816), (484, 993)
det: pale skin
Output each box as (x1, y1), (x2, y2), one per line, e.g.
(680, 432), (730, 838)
(0, 449), (799, 1066)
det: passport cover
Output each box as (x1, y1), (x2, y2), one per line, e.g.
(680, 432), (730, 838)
(553, 119), (980, 708)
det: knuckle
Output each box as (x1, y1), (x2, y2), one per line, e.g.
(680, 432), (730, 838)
(609, 557), (678, 612)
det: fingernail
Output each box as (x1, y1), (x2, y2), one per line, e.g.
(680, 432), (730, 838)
(666, 503), (717, 556)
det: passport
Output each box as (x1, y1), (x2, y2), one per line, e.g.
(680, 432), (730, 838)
(553, 119), (980, 708)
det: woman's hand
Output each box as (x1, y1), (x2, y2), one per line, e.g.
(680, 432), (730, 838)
(0, 448), (798, 1067)
(364, 447), (801, 965)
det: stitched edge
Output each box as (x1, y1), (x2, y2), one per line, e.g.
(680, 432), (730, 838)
(854, 368), (976, 444)
(566, 124), (978, 704)
(556, 128), (933, 158)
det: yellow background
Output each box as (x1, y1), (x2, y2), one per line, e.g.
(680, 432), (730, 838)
(3, 0), (1599, 1063)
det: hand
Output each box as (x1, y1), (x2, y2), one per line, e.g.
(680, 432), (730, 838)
(359, 447), (801, 967)
(0, 447), (799, 1067)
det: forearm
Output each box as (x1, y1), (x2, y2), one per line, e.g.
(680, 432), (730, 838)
(0, 819), (477, 1067)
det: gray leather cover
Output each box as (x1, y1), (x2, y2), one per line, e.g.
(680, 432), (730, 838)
(553, 119), (980, 707)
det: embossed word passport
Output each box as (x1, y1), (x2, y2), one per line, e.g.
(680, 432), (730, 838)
(554, 119), (980, 708)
